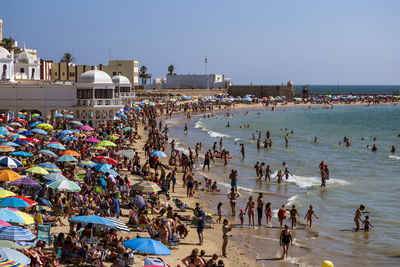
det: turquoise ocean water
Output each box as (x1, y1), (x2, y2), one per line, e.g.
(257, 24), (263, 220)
(166, 104), (400, 266)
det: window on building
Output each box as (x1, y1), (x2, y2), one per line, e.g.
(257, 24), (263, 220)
(54, 72), (57, 76)
(49, 69), (52, 75)
(69, 72), (75, 77)
(20, 68), (25, 73)
(62, 72), (65, 76)
(31, 68), (35, 79)
(113, 72), (117, 76)
(77, 89), (93, 99)
(1, 64), (6, 79)
(95, 89), (113, 99)
(120, 87), (130, 93)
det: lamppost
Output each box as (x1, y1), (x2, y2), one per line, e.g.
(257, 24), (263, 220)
(204, 56), (208, 89)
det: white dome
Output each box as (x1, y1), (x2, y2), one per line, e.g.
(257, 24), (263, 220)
(15, 50), (37, 64)
(0, 47), (11, 59)
(112, 75), (131, 86)
(78, 69), (113, 84)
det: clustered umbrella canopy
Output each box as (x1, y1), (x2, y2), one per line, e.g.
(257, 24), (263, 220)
(132, 181), (161, 193)
(0, 226), (36, 240)
(47, 180), (81, 192)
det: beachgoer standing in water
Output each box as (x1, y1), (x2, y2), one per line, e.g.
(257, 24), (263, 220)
(240, 144), (245, 158)
(363, 216), (374, 232)
(229, 170), (238, 192)
(245, 196), (255, 228)
(354, 204), (369, 231)
(184, 123), (188, 134)
(290, 205), (300, 229)
(280, 225), (293, 259)
(257, 193), (265, 226)
(227, 189), (240, 216)
(304, 205), (318, 227)
(265, 202), (272, 226)
(278, 204), (286, 228)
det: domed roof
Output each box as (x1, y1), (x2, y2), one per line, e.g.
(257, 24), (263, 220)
(112, 75), (131, 85)
(15, 50), (37, 64)
(78, 69), (113, 84)
(0, 46), (11, 59)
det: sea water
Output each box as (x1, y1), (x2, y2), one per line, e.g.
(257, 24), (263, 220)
(166, 104), (400, 266)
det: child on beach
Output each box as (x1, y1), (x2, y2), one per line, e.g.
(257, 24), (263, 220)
(363, 216), (374, 232)
(304, 205), (319, 227)
(239, 209), (245, 226)
(265, 202), (272, 226)
(217, 202), (223, 223)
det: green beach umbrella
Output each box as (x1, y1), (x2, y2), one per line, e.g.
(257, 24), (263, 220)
(96, 140), (117, 147)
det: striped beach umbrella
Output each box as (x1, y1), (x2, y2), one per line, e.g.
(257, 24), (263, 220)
(105, 217), (130, 232)
(0, 258), (25, 267)
(10, 177), (40, 187)
(0, 146), (15, 153)
(0, 226), (36, 241)
(47, 180), (81, 192)
(0, 248), (30, 266)
(0, 157), (22, 168)
(0, 209), (34, 225)
(0, 191), (15, 199)
(0, 240), (22, 249)
(37, 163), (60, 172)
(132, 181), (161, 193)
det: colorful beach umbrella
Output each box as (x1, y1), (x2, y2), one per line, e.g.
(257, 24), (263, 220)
(46, 143), (65, 150)
(47, 180), (81, 192)
(0, 146), (14, 153)
(84, 138), (100, 143)
(0, 171), (21, 182)
(0, 220), (11, 228)
(38, 150), (57, 157)
(9, 178), (40, 187)
(92, 156), (118, 165)
(0, 226), (36, 241)
(0, 157), (22, 168)
(37, 163), (60, 172)
(25, 166), (49, 175)
(123, 238), (171, 255)
(35, 123), (53, 130)
(43, 173), (67, 181)
(106, 135), (119, 141)
(69, 215), (115, 228)
(0, 209), (34, 225)
(77, 160), (96, 168)
(0, 240), (22, 249)
(0, 142), (19, 148)
(96, 140), (116, 147)
(9, 152), (32, 157)
(0, 249), (30, 266)
(149, 151), (167, 158)
(0, 258), (25, 267)
(60, 150), (80, 157)
(30, 128), (47, 135)
(132, 181), (161, 193)
(0, 191), (15, 198)
(80, 125), (94, 131)
(0, 198), (33, 209)
(56, 155), (78, 162)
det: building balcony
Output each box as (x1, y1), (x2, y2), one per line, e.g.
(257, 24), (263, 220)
(77, 98), (123, 107)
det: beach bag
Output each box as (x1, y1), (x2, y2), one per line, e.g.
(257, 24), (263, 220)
(95, 186), (103, 193)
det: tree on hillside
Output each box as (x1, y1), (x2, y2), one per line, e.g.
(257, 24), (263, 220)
(168, 64), (175, 75)
(60, 53), (75, 64)
(1, 37), (20, 53)
(139, 65), (152, 85)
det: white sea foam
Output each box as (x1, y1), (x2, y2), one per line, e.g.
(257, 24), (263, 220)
(287, 195), (298, 206)
(389, 155), (400, 160)
(207, 130), (230, 138)
(174, 141), (190, 154)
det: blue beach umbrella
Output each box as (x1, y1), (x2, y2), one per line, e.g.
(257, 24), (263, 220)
(38, 198), (52, 207)
(0, 226), (36, 241)
(38, 150), (57, 157)
(13, 139), (29, 145)
(0, 157), (22, 168)
(60, 130), (74, 135)
(0, 248), (31, 265)
(31, 128), (47, 135)
(9, 151), (33, 157)
(78, 160), (97, 168)
(61, 136), (78, 142)
(37, 163), (61, 172)
(69, 215), (116, 228)
(0, 198), (31, 209)
(29, 121), (42, 128)
(56, 155), (78, 162)
(54, 113), (63, 117)
(64, 114), (74, 119)
(17, 131), (32, 136)
(149, 151), (167, 158)
(94, 163), (112, 171)
(46, 143), (66, 150)
(123, 238), (171, 255)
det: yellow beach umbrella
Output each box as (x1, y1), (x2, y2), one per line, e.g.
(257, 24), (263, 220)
(97, 140), (116, 147)
(12, 209), (35, 225)
(26, 166), (49, 175)
(0, 189), (16, 198)
(0, 170), (22, 182)
(106, 135), (119, 141)
(0, 145), (15, 152)
(36, 123), (54, 130)
(90, 146), (105, 150)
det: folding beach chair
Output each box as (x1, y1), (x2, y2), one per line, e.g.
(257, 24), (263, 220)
(37, 224), (53, 245)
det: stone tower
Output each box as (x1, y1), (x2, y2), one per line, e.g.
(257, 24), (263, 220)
(0, 19), (3, 41)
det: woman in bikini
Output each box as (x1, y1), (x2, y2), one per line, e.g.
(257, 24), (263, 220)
(265, 202), (272, 226)
(222, 219), (233, 257)
(227, 189), (240, 216)
(245, 196), (255, 227)
(280, 224), (293, 258)
(304, 205), (319, 227)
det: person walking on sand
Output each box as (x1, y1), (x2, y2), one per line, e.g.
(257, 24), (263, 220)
(222, 219), (233, 257)
(228, 189), (240, 216)
(304, 205), (318, 227)
(280, 224), (293, 259)
(278, 204), (286, 228)
(194, 206), (206, 245)
(203, 151), (211, 171)
(245, 196), (255, 228)
(265, 202), (272, 226)
(257, 193), (265, 226)
(354, 204), (369, 231)
(290, 205), (300, 229)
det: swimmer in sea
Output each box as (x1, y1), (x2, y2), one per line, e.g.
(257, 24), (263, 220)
(290, 205), (300, 229)
(304, 205), (318, 227)
(391, 145), (395, 153)
(265, 165), (271, 182)
(284, 168), (293, 180)
(363, 216), (374, 232)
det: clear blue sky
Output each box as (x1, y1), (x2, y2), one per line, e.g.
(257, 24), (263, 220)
(2, 0), (399, 85)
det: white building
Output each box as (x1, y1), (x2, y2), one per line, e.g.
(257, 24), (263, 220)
(0, 46), (14, 82)
(164, 74), (230, 89)
(112, 74), (134, 105)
